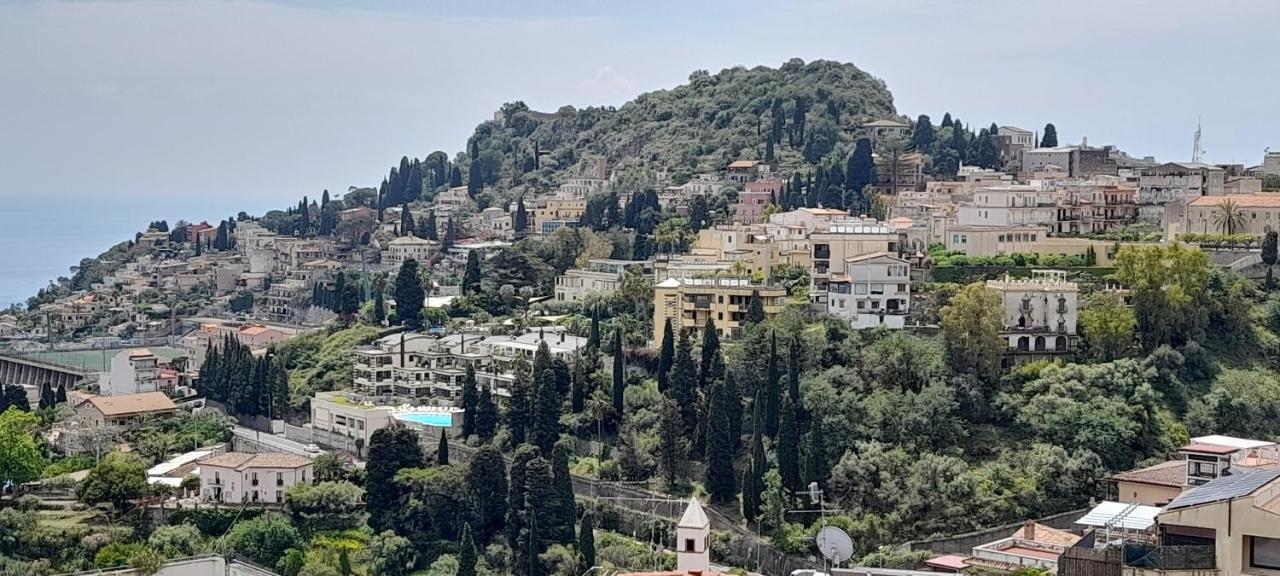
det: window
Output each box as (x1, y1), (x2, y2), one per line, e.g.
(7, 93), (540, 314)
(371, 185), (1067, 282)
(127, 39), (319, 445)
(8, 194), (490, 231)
(870, 284), (884, 295)
(276, 491), (283, 501)
(1253, 536), (1280, 570)
(857, 301), (866, 310)
(854, 284), (868, 295)
(276, 472), (284, 486)
(685, 539), (696, 552)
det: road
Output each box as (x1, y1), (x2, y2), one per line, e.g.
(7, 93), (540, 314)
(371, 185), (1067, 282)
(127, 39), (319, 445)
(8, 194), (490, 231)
(231, 426), (316, 457)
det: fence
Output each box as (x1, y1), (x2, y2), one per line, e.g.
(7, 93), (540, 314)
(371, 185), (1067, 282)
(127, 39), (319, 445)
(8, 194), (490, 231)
(1059, 546), (1122, 576)
(899, 507), (1090, 555)
(1124, 544), (1216, 571)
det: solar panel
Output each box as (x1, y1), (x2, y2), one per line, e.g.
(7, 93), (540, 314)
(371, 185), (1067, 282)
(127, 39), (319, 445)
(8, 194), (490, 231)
(1165, 468), (1280, 510)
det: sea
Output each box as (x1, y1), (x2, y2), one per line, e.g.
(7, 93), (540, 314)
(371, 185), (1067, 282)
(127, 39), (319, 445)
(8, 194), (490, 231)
(0, 195), (286, 308)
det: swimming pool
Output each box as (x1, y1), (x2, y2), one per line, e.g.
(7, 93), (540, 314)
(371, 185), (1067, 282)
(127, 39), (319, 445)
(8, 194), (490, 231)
(395, 412), (455, 427)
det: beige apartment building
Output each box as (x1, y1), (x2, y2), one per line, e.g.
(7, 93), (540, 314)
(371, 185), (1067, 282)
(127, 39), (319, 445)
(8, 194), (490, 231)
(691, 226), (808, 282)
(808, 220), (903, 307)
(652, 277), (786, 348)
(532, 195), (587, 227)
(1148, 469), (1280, 576)
(554, 259), (653, 303)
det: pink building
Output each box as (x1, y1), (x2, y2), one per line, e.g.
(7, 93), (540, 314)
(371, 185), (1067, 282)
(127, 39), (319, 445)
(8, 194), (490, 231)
(734, 179), (785, 223)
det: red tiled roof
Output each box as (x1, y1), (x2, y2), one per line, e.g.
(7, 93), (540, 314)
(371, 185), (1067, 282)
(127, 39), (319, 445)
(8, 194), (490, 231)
(1188, 195), (1280, 208)
(1182, 443), (1238, 455)
(1111, 460), (1185, 488)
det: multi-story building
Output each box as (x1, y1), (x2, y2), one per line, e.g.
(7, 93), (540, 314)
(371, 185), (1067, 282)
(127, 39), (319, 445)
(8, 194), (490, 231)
(198, 452), (312, 505)
(734, 179), (784, 223)
(554, 259), (653, 303)
(725, 160), (768, 184)
(691, 225), (808, 282)
(75, 392), (178, 428)
(862, 119), (911, 148)
(1264, 150), (1280, 177)
(825, 252), (911, 330)
(873, 152), (926, 193)
(997, 125), (1036, 168)
(558, 177), (607, 198)
(533, 195), (588, 228)
(957, 185), (1058, 229)
(1138, 162), (1226, 225)
(808, 220), (902, 306)
(652, 277), (786, 348)
(1111, 435), (1280, 507)
(1141, 468), (1280, 576)
(265, 279), (309, 323)
(308, 390), (396, 453)
(382, 235), (437, 267)
(104, 349), (161, 396)
(986, 271), (1078, 363)
(1023, 147), (1076, 174)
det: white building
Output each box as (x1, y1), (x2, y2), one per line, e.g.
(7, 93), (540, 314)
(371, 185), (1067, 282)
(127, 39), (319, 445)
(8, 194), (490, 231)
(957, 185), (1058, 229)
(676, 498), (711, 574)
(198, 452), (312, 504)
(1137, 162), (1227, 225)
(986, 271), (1078, 362)
(826, 253), (911, 329)
(382, 235), (438, 267)
(1023, 147), (1075, 174)
(554, 259), (653, 304)
(309, 390), (395, 452)
(104, 349), (161, 396)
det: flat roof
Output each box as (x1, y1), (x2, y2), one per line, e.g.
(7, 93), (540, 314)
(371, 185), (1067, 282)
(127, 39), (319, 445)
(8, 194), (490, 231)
(1076, 501), (1160, 531)
(1191, 435), (1277, 450)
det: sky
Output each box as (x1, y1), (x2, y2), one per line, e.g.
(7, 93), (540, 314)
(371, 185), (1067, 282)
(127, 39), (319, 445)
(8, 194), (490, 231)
(1, 0), (1278, 209)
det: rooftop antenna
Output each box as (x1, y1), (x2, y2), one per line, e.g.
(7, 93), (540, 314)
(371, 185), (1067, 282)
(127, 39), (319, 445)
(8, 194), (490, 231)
(1192, 116), (1204, 163)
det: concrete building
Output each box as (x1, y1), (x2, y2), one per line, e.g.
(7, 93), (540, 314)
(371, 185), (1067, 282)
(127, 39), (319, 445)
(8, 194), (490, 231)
(104, 349), (161, 396)
(957, 185), (1058, 229)
(862, 119), (912, 148)
(652, 277), (786, 349)
(691, 225), (809, 282)
(265, 279), (309, 323)
(554, 259), (653, 303)
(382, 235), (438, 267)
(734, 179), (784, 223)
(725, 160), (768, 184)
(986, 271), (1078, 363)
(1264, 150), (1280, 177)
(1148, 468), (1280, 576)
(1183, 195), (1280, 237)
(808, 219), (903, 306)
(532, 195), (587, 227)
(826, 252), (912, 330)
(873, 152), (926, 193)
(1138, 162), (1227, 225)
(198, 452), (312, 504)
(997, 125), (1036, 168)
(308, 391), (395, 453)
(1023, 147), (1076, 175)
(1111, 435), (1280, 507)
(75, 392), (178, 428)
(676, 498), (712, 574)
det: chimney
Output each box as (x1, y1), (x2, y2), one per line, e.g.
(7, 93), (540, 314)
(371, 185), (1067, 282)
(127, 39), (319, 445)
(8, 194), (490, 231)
(1024, 520), (1036, 541)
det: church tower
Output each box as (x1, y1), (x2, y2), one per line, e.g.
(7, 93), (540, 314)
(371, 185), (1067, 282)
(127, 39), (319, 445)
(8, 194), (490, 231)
(676, 497), (711, 573)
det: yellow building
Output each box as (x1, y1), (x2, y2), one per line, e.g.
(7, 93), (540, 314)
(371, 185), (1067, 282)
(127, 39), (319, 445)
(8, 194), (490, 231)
(532, 196), (587, 227)
(692, 225), (809, 281)
(652, 277), (787, 348)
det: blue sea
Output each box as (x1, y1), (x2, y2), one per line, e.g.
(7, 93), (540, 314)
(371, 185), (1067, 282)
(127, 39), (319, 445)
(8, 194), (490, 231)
(0, 195), (286, 308)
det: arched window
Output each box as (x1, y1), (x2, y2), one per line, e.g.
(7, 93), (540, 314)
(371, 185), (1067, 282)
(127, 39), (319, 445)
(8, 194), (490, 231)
(1055, 336), (1068, 351)
(1034, 336), (1046, 351)
(1017, 336), (1029, 351)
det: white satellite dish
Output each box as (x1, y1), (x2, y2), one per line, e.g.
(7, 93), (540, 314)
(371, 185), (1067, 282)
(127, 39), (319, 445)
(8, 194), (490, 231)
(816, 526), (855, 565)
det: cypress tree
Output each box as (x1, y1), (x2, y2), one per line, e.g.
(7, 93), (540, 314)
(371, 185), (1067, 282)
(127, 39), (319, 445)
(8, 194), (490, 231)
(578, 512), (596, 569)
(506, 444), (539, 547)
(941, 112), (953, 128)
(507, 375), (530, 445)
(372, 289), (386, 325)
(38, 382), (53, 410)
(462, 250), (482, 295)
(422, 209), (438, 241)
(670, 331), (698, 436)
(461, 365), (478, 438)
(549, 442), (577, 545)
(742, 396), (766, 523)
(788, 332), (806, 430)
(450, 165), (463, 188)
(393, 259), (424, 330)
(611, 327), (625, 416)
(656, 319), (675, 392)
(475, 386), (498, 441)
(656, 397), (688, 487)
(399, 202), (414, 237)
(338, 549), (351, 576)
(1041, 123), (1058, 147)
(698, 317), (721, 391)
(514, 196), (529, 235)
(778, 394), (802, 492)
(457, 523), (477, 576)
(467, 446), (508, 542)
(586, 307), (601, 352)
(704, 377), (737, 504)
(55, 382), (67, 404)
(531, 369), (561, 453)
(436, 430), (450, 465)
(764, 331), (781, 437)
(912, 114), (935, 150)
(444, 217), (457, 249)
(745, 291), (766, 326)
(804, 413), (827, 487)
(570, 354), (586, 413)
(845, 138), (875, 209)
(517, 457), (555, 576)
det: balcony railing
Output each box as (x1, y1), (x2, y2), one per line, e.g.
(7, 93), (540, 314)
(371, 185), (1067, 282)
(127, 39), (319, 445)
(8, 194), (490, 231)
(1124, 544), (1216, 571)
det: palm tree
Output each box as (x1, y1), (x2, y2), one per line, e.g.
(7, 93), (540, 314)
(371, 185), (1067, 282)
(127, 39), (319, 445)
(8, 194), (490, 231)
(1212, 198), (1247, 236)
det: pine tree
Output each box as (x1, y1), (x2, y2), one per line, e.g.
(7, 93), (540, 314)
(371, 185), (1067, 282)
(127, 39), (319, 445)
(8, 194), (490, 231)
(436, 430), (450, 465)
(913, 114), (935, 150)
(656, 398), (688, 487)
(549, 442), (577, 545)
(462, 250), (482, 295)
(457, 523), (478, 576)
(1041, 123), (1059, 147)
(393, 259), (425, 330)
(461, 365), (478, 438)
(656, 319), (675, 392)
(778, 394), (802, 492)
(578, 512), (596, 569)
(611, 327), (625, 416)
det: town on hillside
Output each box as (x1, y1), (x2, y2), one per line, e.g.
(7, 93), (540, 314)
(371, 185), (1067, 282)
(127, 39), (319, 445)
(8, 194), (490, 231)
(3, 60), (1280, 576)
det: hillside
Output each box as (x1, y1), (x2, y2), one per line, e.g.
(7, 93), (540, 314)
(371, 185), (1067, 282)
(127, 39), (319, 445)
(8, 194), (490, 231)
(378, 59), (900, 208)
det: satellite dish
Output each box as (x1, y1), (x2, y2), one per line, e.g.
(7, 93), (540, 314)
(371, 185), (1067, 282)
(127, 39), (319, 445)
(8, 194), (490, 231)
(816, 526), (854, 565)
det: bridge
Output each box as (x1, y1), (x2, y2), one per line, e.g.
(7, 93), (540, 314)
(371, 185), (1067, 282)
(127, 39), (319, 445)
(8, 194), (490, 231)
(0, 354), (91, 389)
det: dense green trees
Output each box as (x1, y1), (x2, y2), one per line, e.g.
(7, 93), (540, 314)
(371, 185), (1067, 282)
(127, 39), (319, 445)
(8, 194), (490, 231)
(466, 445), (508, 543)
(225, 514), (303, 569)
(283, 481), (365, 535)
(0, 409), (42, 486)
(197, 335), (288, 418)
(940, 283), (1006, 386)
(1115, 243), (1211, 350)
(366, 426), (425, 532)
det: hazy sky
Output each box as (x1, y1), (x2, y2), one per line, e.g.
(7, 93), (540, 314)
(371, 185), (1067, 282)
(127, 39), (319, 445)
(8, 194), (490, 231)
(3, 0), (1278, 209)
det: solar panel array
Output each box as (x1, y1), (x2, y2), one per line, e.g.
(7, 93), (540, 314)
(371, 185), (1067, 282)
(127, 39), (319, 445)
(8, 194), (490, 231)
(1165, 468), (1280, 510)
